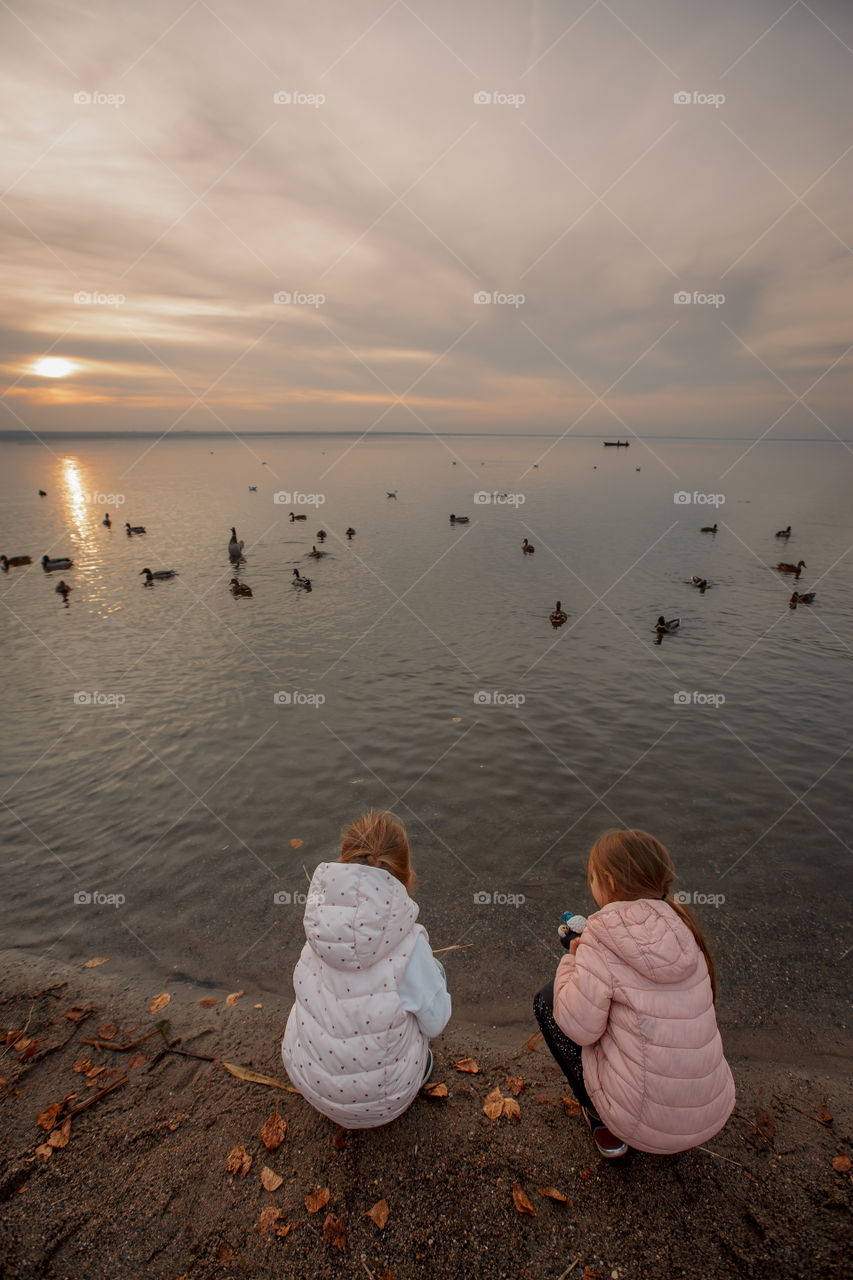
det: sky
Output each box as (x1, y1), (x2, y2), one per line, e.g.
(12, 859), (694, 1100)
(1, 0), (852, 437)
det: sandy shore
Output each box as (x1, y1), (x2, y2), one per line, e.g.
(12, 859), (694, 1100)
(1, 949), (851, 1280)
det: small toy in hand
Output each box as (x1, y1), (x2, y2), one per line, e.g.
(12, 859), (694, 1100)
(558, 911), (588, 951)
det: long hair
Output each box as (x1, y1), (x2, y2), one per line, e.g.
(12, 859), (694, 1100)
(588, 828), (717, 1001)
(339, 809), (414, 891)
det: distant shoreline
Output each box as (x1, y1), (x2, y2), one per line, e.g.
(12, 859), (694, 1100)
(1, 431), (850, 443)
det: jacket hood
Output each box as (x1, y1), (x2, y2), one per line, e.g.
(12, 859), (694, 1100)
(302, 861), (419, 972)
(586, 898), (701, 985)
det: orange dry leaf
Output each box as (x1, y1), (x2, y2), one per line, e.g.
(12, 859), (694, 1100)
(502, 1097), (521, 1122)
(257, 1206), (283, 1235)
(127, 1052), (146, 1069)
(225, 990), (244, 1007)
(150, 993), (170, 1015)
(37, 1102), (63, 1132)
(198, 997), (219, 1008)
(97, 1022), (117, 1041)
(222, 1062), (300, 1092)
(538, 1186), (568, 1202)
(72, 1057), (93, 1074)
(260, 1113), (287, 1151)
(512, 1183), (536, 1216)
(63, 1006), (91, 1022)
(83, 957), (108, 968)
(261, 1167), (283, 1192)
(14, 1037), (32, 1053)
(562, 1095), (582, 1117)
(816, 1104), (832, 1125)
(454, 1057), (480, 1074)
(332, 1127), (348, 1150)
(225, 1144), (252, 1177)
(305, 1187), (330, 1214)
(322, 1213), (347, 1253)
(832, 1155), (851, 1173)
(483, 1087), (504, 1120)
(290, 838), (303, 849)
(365, 1199), (389, 1230)
(422, 1082), (448, 1098)
(506, 1074), (524, 1097)
(275, 1223), (295, 1239)
(47, 1119), (71, 1149)
(34, 1144), (53, 1161)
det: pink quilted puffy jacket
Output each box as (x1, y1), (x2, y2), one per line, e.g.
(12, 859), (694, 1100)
(553, 898), (735, 1154)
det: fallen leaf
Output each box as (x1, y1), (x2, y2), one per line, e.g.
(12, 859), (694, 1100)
(332, 1127), (348, 1149)
(275, 1223), (295, 1239)
(37, 1102), (63, 1131)
(198, 997), (219, 1008)
(47, 1119), (71, 1149)
(305, 1187), (330, 1214)
(150, 993), (170, 1015)
(562, 1095), (582, 1117)
(127, 1052), (146, 1069)
(322, 1213), (347, 1252)
(257, 1206), (283, 1236)
(260, 1112), (287, 1151)
(506, 1074), (524, 1097)
(97, 1022), (117, 1041)
(454, 1057), (480, 1074)
(222, 1062), (300, 1092)
(63, 1006), (91, 1023)
(225, 1144), (252, 1176)
(261, 1166), (283, 1192)
(502, 1096), (521, 1122)
(72, 1057), (93, 1074)
(483, 1087), (504, 1120)
(290, 838), (303, 849)
(422, 1082), (448, 1098)
(816, 1103), (833, 1125)
(83, 957), (108, 968)
(832, 1155), (851, 1173)
(225, 990), (244, 1006)
(365, 1199), (389, 1230)
(14, 1037), (32, 1053)
(582, 1269), (600, 1280)
(538, 1186), (568, 1202)
(34, 1144), (53, 1161)
(86, 1066), (106, 1081)
(20, 1042), (41, 1061)
(512, 1183), (536, 1216)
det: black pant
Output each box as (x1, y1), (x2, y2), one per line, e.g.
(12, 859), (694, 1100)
(533, 981), (601, 1122)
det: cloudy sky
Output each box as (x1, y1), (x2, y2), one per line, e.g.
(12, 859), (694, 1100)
(1, 0), (852, 436)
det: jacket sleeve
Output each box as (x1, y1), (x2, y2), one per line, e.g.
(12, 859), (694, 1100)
(552, 938), (613, 1046)
(398, 933), (451, 1038)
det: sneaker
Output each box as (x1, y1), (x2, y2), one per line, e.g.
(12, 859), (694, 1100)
(581, 1106), (628, 1159)
(421, 1049), (434, 1084)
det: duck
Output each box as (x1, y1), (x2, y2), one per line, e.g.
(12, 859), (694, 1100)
(308, 545), (326, 558)
(230, 578), (253, 598)
(289, 512), (307, 521)
(292, 569), (312, 589)
(248, 485), (257, 492)
(700, 523), (717, 533)
(789, 590), (815, 606)
(690, 576), (710, 590)
(139, 567), (177, 583)
(38, 489), (47, 497)
(42, 555), (73, 571)
(1, 555), (32, 570)
(777, 560), (806, 578)
(55, 579), (72, 598)
(316, 530), (327, 540)
(102, 513), (111, 528)
(228, 527), (244, 557)
(522, 538), (535, 553)
(449, 514), (470, 523)
(654, 616), (680, 634)
(345, 527), (356, 538)
(125, 523), (146, 535)
(776, 525), (791, 538)
(550, 601), (567, 626)
(386, 491), (397, 499)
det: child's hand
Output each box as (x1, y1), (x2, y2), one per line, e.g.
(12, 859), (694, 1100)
(569, 936), (581, 955)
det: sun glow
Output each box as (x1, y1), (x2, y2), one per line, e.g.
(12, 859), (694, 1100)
(32, 357), (76, 378)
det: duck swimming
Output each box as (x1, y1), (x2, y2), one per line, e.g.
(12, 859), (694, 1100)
(230, 578), (253, 597)
(654, 616), (680, 634)
(292, 569), (312, 589)
(38, 489), (47, 497)
(700, 524), (717, 533)
(777, 560), (806, 578)
(55, 579), (72, 598)
(42, 555), (73, 571)
(550, 601), (567, 626)
(345, 527), (356, 538)
(125, 523), (146, 535)
(789, 590), (815, 606)
(228, 527), (244, 557)
(387, 491), (397, 499)
(102, 513), (111, 528)
(248, 485), (257, 492)
(139, 567), (178, 583)
(289, 512), (307, 521)
(776, 525), (791, 538)
(522, 538), (535, 553)
(309, 545), (326, 558)
(449, 514), (470, 523)
(1, 555), (32, 570)
(316, 530), (327, 540)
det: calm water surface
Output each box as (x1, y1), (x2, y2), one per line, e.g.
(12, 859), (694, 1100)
(1, 433), (851, 1041)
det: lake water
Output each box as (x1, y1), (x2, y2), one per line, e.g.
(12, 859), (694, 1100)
(1, 432), (851, 1047)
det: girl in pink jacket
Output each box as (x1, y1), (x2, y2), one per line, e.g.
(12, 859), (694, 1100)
(534, 829), (735, 1159)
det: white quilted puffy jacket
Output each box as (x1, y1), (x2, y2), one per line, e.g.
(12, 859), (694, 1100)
(281, 861), (431, 1128)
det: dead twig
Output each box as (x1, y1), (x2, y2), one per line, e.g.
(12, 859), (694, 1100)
(68, 1074), (128, 1116)
(772, 1094), (833, 1128)
(696, 1145), (759, 1182)
(432, 943), (474, 954)
(555, 1254), (582, 1280)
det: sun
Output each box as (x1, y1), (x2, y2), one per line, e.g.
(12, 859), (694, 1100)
(32, 357), (76, 378)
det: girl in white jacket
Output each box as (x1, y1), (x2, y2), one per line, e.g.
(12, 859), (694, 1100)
(282, 810), (451, 1129)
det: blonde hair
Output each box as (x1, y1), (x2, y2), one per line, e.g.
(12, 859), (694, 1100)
(588, 828), (717, 1001)
(339, 809), (414, 891)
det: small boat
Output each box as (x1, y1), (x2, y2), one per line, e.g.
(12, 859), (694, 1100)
(228, 527), (244, 557)
(125, 523), (146, 535)
(603, 441), (629, 447)
(1, 555), (32, 570)
(42, 555), (73, 571)
(140, 568), (178, 582)
(230, 578), (253, 597)
(654, 616), (680, 634)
